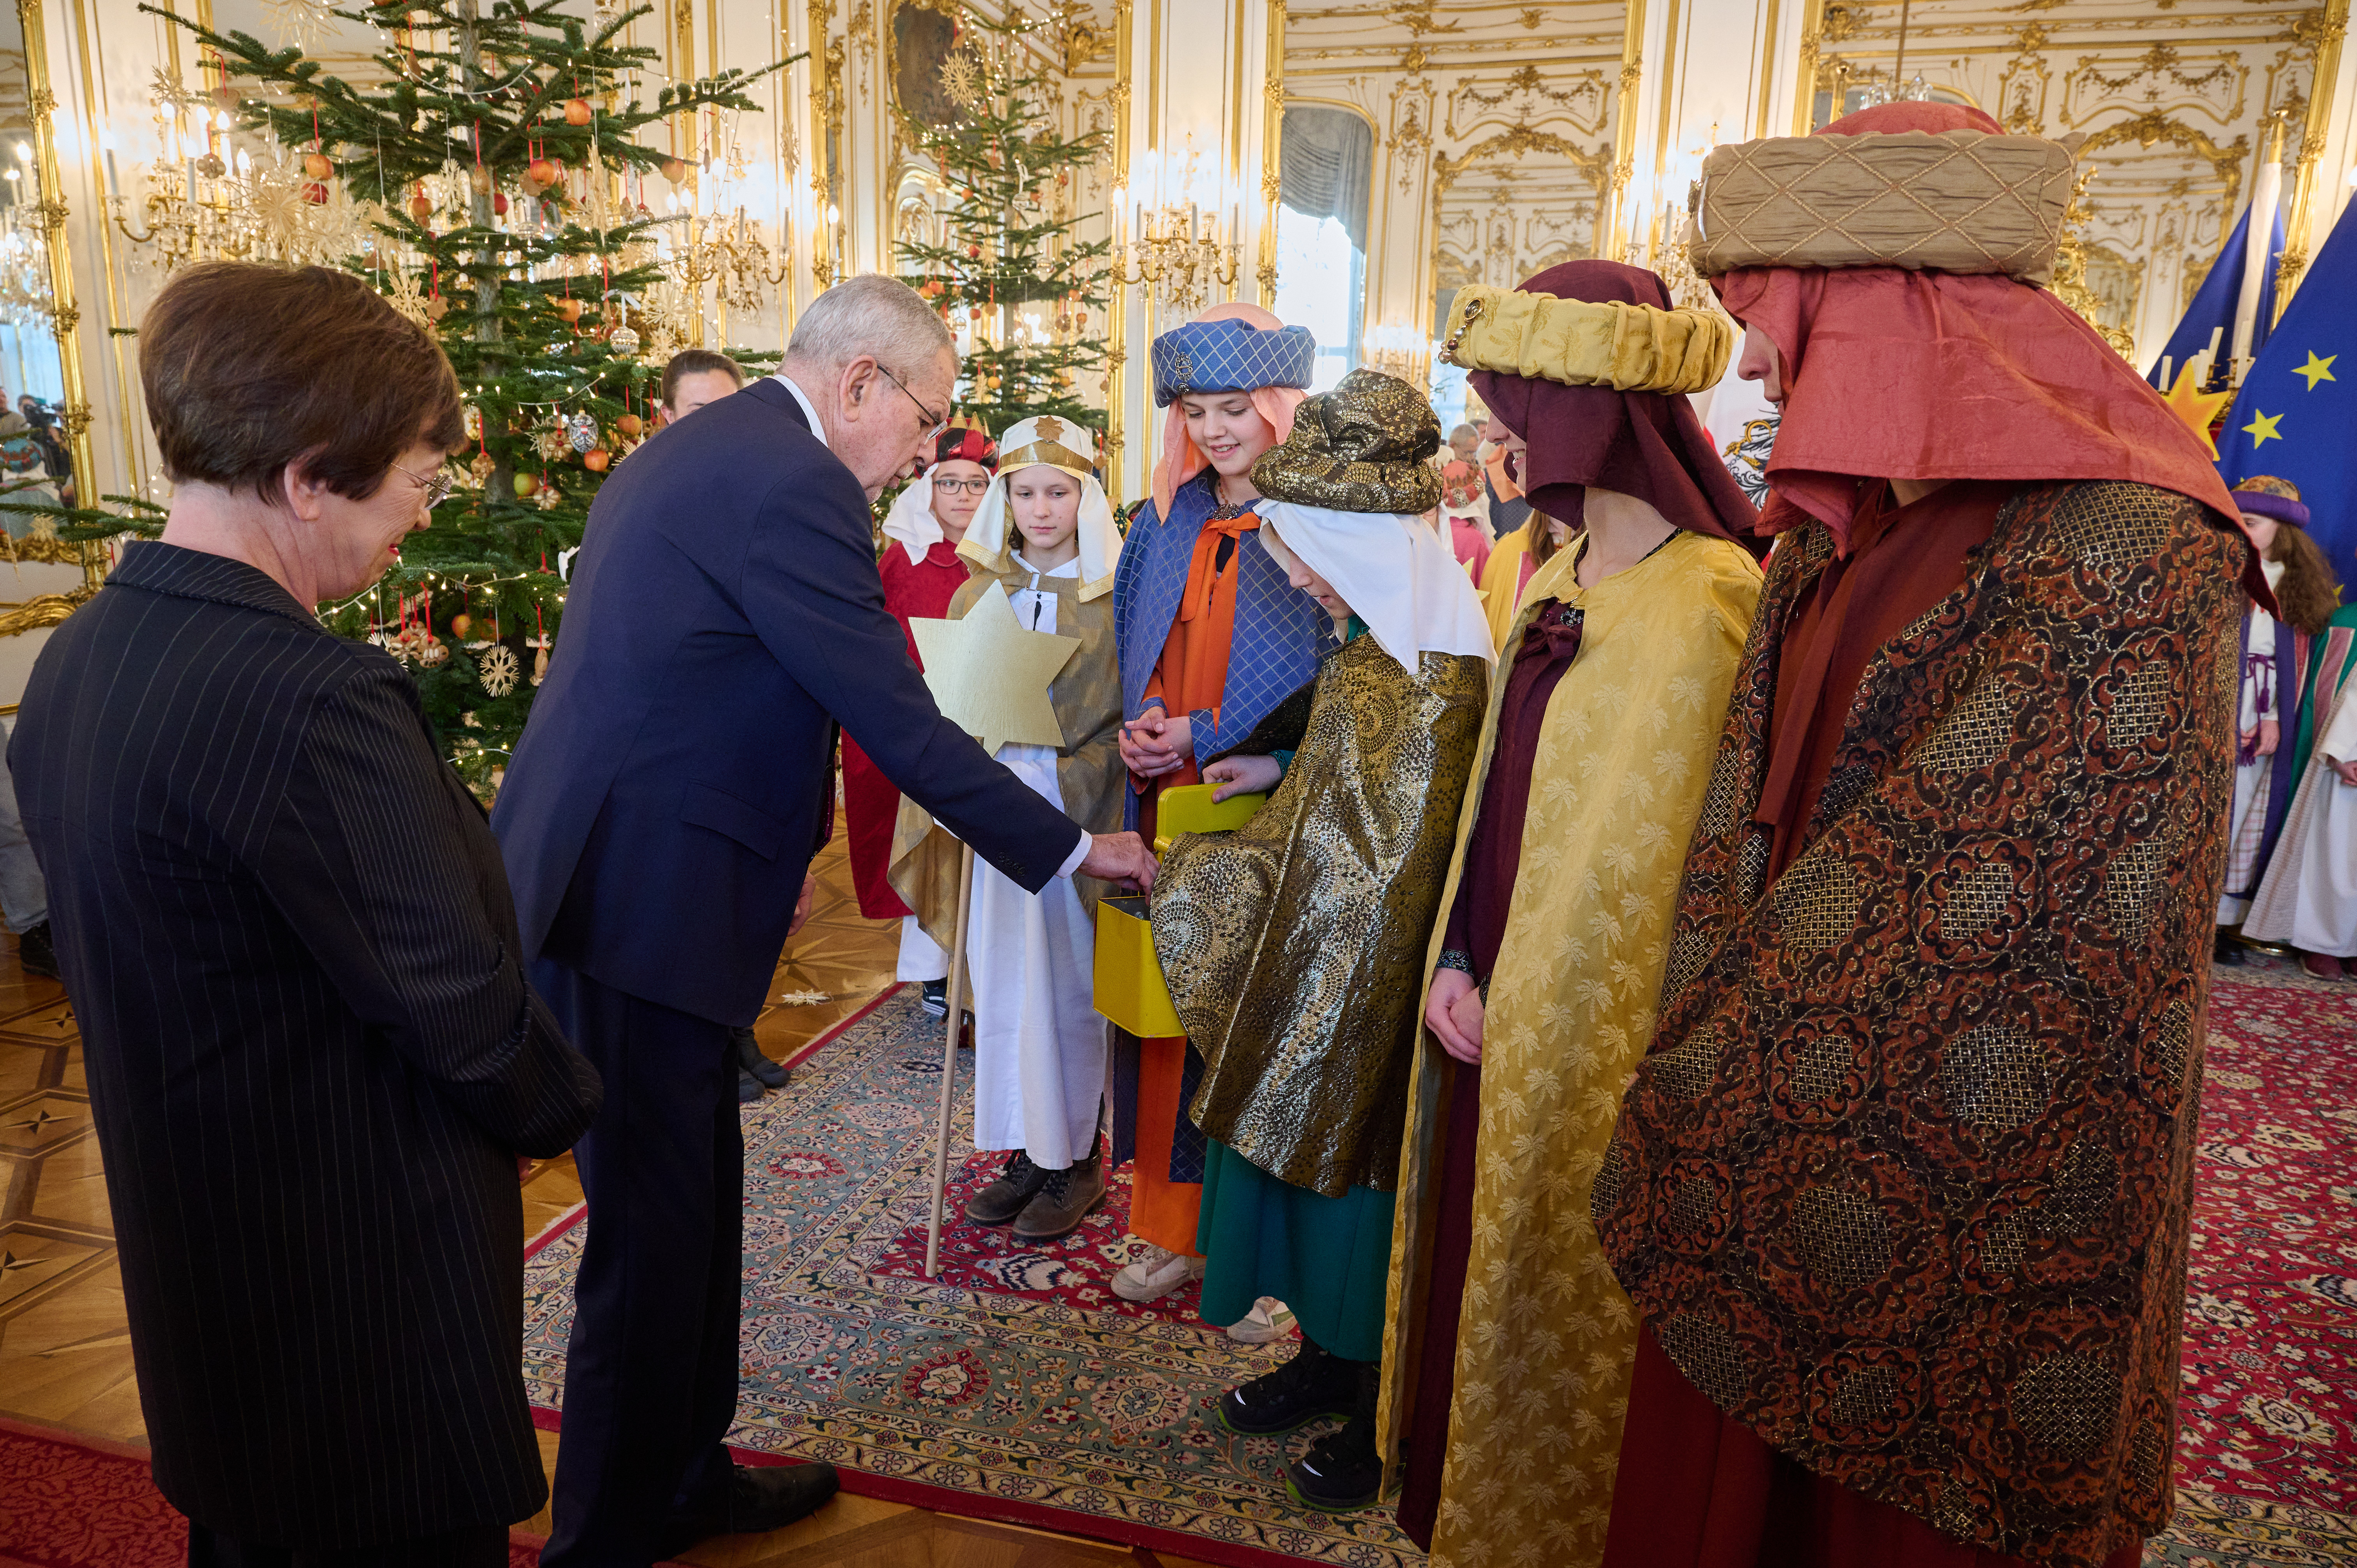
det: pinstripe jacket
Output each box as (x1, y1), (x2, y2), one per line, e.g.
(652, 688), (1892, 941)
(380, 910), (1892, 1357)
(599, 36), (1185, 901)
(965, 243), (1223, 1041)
(1111, 470), (1333, 831)
(10, 542), (603, 1547)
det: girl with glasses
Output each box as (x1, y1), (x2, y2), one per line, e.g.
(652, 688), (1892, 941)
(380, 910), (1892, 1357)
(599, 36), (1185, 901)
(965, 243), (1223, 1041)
(844, 426), (1002, 1014)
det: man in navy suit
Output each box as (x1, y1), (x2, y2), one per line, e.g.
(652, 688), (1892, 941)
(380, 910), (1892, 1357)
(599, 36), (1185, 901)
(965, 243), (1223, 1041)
(493, 274), (1156, 1566)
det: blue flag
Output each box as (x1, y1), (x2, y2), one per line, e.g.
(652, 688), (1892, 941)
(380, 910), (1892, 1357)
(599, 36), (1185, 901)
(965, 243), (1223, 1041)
(2217, 198), (2357, 574)
(2148, 200), (2284, 393)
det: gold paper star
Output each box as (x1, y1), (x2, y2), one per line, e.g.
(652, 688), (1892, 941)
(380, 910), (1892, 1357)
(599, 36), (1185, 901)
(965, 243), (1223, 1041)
(2243, 408), (2285, 447)
(907, 584), (1080, 757)
(2158, 364), (2234, 457)
(2294, 350), (2338, 390)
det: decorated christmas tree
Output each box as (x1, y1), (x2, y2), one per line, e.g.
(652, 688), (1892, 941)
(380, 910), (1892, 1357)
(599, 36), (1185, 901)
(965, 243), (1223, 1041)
(78, 0), (785, 789)
(896, 11), (1109, 436)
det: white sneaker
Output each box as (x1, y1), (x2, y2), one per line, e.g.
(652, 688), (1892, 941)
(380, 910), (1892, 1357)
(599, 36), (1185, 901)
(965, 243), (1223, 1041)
(1226, 1295), (1297, 1344)
(1111, 1242), (1205, 1302)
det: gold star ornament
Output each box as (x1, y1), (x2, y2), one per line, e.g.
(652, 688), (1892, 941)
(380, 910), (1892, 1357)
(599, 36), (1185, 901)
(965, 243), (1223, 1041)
(907, 584), (1080, 758)
(2158, 364), (2235, 458)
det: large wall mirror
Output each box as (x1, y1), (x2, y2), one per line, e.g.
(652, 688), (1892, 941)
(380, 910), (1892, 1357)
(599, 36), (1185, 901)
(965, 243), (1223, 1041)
(0, 0), (97, 667)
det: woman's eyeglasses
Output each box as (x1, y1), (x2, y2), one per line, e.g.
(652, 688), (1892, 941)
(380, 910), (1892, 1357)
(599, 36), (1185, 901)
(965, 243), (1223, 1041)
(933, 477), (991, 495)
(390, 460), (455, 510)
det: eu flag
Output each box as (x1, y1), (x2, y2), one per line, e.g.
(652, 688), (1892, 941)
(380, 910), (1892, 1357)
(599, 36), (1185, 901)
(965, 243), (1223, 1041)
(2148, 199), (2284, 392)
(2217, 198), (2357, 572)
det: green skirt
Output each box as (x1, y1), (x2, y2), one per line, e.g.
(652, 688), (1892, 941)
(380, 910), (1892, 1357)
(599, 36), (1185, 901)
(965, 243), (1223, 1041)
(1195, 1139), (1397, 1363)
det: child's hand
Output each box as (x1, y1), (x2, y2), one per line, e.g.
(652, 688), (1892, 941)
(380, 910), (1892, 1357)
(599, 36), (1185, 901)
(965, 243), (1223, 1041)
(1426, 969), (1482, 1064)
(1120, 705), (1191, 778)
(1203, 754), (1283, 802)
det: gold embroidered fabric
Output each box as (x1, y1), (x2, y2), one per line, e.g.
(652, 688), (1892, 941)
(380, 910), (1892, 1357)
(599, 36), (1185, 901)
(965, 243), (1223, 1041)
(1150, 635), (1488, 1198)
(1250, 368), (1444, 517)
(1689, 129), (2076, 285)
(1375, 531), (1765, 1568)
(888, 567), (1127, 941)
(1438, 287), (1734, 394)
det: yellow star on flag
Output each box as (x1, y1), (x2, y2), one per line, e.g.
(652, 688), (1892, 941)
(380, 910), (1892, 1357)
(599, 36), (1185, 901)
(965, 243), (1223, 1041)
(2242, 408), (2285, 447)
(2294, 350), (2338, 390)
(907, 583), (1080, 758)
(2157, 364), (2235, 458)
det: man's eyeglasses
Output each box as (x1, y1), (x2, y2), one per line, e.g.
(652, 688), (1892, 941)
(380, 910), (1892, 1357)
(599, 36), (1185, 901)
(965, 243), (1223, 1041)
(391, 460), (455, 510)
(933, 476), (991, 495)
(876, 361), (946, 443)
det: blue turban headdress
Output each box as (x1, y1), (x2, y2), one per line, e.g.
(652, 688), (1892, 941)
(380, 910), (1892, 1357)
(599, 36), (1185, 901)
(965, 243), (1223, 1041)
(1150, 314), (1318, 406)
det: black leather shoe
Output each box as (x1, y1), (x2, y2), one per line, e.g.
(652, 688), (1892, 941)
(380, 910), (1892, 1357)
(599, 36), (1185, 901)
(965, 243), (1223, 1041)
(738, 1067), (764, 1104)
(964, 1148), (1049, 1225)
(1217, 1337), (1357, 1435)
(2214, 931), (2247, 966)
(657, 1461), (840, 1554)
(15, 920), (57, 980)
(736, 1025), (788, 1088)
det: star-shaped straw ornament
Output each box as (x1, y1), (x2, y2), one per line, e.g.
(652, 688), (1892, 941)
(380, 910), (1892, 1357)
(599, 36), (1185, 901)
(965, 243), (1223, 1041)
(908, 584), (1080, 758)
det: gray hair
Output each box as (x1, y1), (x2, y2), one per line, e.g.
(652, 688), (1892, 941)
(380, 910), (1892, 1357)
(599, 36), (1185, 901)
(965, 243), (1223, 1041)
(786, 274), (956, 378)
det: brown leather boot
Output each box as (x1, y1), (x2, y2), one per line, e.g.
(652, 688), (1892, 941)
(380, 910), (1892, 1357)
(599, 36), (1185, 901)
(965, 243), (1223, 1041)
(1011, 1145), (1108, 1241)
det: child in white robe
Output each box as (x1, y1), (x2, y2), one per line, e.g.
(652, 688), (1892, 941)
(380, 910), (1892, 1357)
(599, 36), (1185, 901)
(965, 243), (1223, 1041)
(888, 417), (1128, 1238)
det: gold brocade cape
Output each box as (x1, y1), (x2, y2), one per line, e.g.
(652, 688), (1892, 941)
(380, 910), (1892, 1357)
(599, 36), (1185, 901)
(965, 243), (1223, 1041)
(888, 567), (1126, 943)
(1150, 635), (1489, 1198)
(1376, 531), (1763, 1567)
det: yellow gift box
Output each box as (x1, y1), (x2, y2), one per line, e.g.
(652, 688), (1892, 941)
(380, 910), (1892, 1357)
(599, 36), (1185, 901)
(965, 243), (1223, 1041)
(1094, 783), (1266, 1037)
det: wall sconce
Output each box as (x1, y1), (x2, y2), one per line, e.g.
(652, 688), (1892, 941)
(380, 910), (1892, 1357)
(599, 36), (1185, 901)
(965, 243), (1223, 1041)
(1365, 322), (1428, 380)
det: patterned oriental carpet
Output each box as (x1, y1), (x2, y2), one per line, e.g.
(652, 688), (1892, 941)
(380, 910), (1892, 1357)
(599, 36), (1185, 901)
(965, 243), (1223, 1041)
(517, 975), (2356, 1568)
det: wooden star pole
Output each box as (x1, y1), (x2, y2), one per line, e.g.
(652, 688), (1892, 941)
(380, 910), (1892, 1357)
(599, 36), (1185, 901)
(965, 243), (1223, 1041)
(910, 584), (1081, 1277)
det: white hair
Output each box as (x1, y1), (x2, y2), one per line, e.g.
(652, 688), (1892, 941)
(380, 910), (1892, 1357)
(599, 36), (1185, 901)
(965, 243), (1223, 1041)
(785, 273), (955, 378)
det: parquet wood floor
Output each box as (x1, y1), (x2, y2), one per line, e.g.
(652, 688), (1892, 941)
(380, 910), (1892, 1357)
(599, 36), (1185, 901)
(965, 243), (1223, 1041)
(0, 823), (1221, 1568)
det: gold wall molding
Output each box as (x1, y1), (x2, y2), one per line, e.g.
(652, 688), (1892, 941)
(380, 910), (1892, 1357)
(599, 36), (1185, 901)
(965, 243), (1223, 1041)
(0, 590), (92, 639)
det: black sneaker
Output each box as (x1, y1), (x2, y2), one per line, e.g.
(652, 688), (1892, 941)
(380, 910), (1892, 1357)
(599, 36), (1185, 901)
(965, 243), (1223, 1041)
(920, 980), (948, 1017)
(735, 1025), (787, 1088)
(1012, 1146), (1108, 1240)
(963, 1149), (1050, 1225)
(1288, 1414), (1381, 1512)
(14, 920), (57, 980)
(1217, 1337), (1357, 1436)
(1285, 1356), (1381, 1511)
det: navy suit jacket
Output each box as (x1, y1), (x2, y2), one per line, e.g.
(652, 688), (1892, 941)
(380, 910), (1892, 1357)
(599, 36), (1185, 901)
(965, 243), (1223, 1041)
(492, 378), (1085, 1025)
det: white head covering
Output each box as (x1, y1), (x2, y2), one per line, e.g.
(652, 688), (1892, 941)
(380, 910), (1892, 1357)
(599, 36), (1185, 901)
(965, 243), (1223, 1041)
(959, 415), (1122, 601)
(1256, 501), (1495, 672)
(879, 469), (949, 565)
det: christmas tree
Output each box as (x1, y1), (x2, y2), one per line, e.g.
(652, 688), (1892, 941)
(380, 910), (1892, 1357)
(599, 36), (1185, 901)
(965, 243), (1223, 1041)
(76, 0), (785, 790)
(896, 11), (1109, 436)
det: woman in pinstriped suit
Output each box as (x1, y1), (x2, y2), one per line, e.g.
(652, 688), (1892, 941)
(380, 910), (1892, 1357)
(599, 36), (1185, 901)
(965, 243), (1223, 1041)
(9, 263), (603, 1568)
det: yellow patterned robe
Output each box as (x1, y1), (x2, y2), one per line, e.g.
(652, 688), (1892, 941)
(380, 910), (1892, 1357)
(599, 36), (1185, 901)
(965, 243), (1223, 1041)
(1376, 530), (1762, 1567)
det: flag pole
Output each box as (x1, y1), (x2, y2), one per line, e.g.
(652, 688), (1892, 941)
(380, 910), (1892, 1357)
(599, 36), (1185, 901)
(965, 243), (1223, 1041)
(2232, 114), (2290, 377)
(924, 842), (977, 1278)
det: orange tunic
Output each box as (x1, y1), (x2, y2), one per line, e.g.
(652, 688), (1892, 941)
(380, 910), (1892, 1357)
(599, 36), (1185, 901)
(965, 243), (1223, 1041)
(1127, 503), (1264, 1255)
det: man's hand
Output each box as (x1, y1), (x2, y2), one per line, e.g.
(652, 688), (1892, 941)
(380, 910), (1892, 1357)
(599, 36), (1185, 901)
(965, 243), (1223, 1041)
(1203, 753), (1283, 803)
(1081, 831), (1160, 892)
(1426, 968), (1483, 1065)
(786, 874), (816, 939)
(2257, 718), (2281, 759)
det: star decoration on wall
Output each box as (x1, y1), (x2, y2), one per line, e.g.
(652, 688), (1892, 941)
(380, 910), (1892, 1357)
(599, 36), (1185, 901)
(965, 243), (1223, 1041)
(2242, 408), (2285, 447)
(2158, 364), (2235, 458)
(2293, 350), (2338, 390)
(907, 584), (1080, 757)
